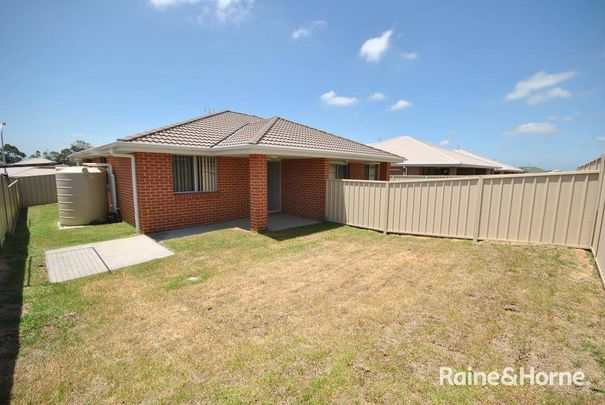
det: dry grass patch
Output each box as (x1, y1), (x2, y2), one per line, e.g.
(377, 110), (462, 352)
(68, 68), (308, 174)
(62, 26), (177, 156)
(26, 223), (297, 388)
(2, 205), (605, 403)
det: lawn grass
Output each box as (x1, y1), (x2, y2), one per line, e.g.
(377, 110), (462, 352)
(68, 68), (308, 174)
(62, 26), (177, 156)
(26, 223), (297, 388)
(1, 204), (605, 403)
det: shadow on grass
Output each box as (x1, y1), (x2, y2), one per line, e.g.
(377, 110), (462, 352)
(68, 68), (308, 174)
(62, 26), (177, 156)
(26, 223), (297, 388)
(0, 208), (29, 403)
(262, 222), (343, 242)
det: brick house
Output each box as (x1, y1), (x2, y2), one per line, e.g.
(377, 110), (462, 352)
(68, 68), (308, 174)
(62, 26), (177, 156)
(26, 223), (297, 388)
(71, 111), (402, 233)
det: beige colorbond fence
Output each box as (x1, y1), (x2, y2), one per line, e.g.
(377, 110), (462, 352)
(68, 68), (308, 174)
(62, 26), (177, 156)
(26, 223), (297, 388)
(328, 164), (605, 255)
(0, 176), (20, 246)
(13, 174), (57, 207)
(579, 155), (605, 282)
(328, 163), (605, 285)
(578, 154), (604, 172)
(391, 175), (454, 180)
(327, 171), (601, 248)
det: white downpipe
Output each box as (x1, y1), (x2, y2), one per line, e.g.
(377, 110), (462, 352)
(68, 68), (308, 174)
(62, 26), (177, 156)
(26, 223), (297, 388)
(109, 148), (140, 233)
(83, 162), (118, 213)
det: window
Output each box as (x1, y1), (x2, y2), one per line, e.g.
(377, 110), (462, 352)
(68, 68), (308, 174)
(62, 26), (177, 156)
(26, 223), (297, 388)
(364, 164), (377, 180)
(172, 156), (217, 193)
(329, 163), (348, 179)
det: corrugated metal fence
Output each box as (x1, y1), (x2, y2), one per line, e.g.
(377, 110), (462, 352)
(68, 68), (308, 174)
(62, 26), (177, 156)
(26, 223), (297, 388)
(391, 175), (454, 180)
(327, 159), (605, 283)
(578, 155), (605, 282)
(0, 176), (20, 246)
(13, 174), (57, 207)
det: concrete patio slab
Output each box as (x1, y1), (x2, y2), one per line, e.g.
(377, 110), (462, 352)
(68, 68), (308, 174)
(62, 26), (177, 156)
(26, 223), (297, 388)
(45, 235), (174, 282)
(266, 213), (320, 231)
(150, 213), (321, 241)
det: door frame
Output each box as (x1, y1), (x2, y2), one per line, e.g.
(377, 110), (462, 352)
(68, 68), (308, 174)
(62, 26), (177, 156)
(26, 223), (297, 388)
(267, 159), (281, 213)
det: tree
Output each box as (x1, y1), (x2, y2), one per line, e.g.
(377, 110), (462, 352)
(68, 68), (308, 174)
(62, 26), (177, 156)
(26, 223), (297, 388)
(1, 144), (26, 164)
(30, 150), (42, 158)
(43, 140), (92, 166)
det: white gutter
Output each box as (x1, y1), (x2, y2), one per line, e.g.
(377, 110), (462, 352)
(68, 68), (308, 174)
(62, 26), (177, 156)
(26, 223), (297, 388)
(109, 148), (140, 233)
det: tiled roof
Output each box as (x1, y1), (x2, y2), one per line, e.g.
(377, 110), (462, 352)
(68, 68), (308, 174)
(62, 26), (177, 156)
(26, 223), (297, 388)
(6, 166), (56, 177)
(119, 111), (264, 147)
(11, 157), (55, 166)
(453, 149), (523, 172)
(371, 136), (498, 168)
(120, 110), (400, 160)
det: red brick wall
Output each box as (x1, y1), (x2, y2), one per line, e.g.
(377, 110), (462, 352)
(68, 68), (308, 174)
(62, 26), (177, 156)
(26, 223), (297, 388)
(348, 163), (365, 180)
(379, 162), (391, 180)
(249, 154), (267, 231)
(132, 153), (249, 233)
(106, 156), (136, 226)
(281, 158), (329, 221)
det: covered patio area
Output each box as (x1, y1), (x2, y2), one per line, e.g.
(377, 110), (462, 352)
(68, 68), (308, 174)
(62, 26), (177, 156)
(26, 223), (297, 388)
(150, 213), (321, 241)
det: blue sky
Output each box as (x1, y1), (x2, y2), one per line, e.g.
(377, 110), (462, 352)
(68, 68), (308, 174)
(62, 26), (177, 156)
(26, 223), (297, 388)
(1, 0), (604, 169)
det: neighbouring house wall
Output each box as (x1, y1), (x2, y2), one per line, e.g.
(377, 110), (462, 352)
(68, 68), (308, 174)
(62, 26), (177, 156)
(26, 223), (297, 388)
(348, 163), (365, 180)
(378, 163), (391, 180)
(133, 153), (249, 233)
(391, 165), (406, 176)
(406, 167), (423, 175)
(406, 166), (456, 176)
(106, 156), (136, 226)
(281, 158), (329, 220)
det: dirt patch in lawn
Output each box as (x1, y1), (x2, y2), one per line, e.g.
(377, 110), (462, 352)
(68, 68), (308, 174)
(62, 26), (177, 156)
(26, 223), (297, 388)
(3, 205), (605, 403)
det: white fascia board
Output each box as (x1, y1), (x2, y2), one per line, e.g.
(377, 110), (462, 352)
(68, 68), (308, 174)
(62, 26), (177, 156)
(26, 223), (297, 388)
(401, 162), (498, 169)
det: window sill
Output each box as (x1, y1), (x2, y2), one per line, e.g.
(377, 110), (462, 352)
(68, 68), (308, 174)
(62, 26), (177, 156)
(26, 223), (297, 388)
(174, 191), (219, 197)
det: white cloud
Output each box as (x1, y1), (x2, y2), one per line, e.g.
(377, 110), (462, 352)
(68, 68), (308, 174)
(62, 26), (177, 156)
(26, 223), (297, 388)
(547, 114), (577, 122)
(596, 136), (605, 142)
(320, 91), (358, 107)
(368, 92), (386, 101)
(292, 20), (327, 40)
(389, 99), (412, 111)
(526, 87), (572, 105)
(150, 0), (200, 8)
(402, 52), (419, 60)
(504, 122), (558, 136)
(211, 0), (254, 23)
(505, 70), (576, 104)
(153, 0), (254, 24)
(359, 30), (392, 62)
(438, 139), (449, 146)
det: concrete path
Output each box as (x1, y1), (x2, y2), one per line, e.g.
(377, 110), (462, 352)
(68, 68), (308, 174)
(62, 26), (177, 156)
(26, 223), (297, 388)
(45, 235), (174, 283)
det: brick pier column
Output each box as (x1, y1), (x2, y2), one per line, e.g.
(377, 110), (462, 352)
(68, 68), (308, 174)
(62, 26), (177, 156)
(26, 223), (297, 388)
(249, 154), (268, 232)
(379, 162), (391, 180)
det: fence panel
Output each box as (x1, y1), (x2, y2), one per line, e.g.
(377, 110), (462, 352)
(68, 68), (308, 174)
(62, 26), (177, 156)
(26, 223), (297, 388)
(327, 171), (601, 249)
(477, 172), (599, 248)
(14, 174), (57, 207)
(391, 175), (454, 181)
(387, 177), (480, 238)
(326, 180), (388, 232)
(0, 176), (20, 246)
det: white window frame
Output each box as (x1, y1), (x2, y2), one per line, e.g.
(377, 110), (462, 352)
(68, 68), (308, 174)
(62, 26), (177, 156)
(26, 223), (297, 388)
(329, 162), (349, 180)
(365, 164), (377, 180)
(172, 155), (218, 193)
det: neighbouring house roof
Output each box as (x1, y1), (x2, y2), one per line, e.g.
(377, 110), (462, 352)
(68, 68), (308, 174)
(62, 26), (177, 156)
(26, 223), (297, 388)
(10, 157), (56, 166)
(453, 149), (523, 173)
(4, 157), (57, 177)
(370, 136), (502, 169)
(5, 166), (56, 178)
(71, 110), (403, 163)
